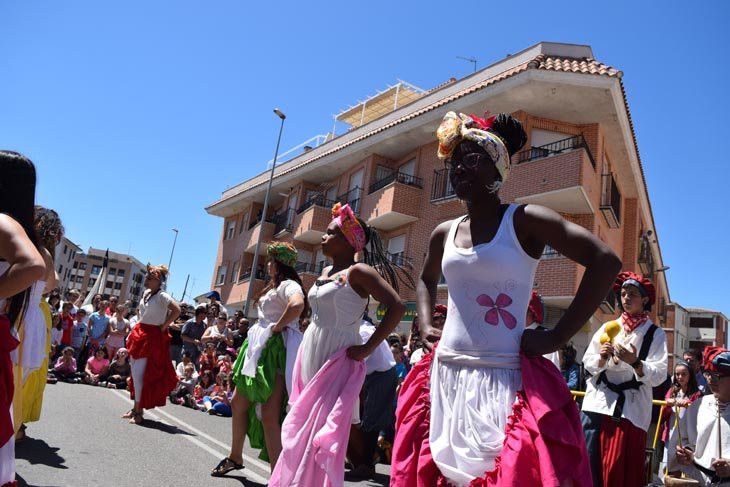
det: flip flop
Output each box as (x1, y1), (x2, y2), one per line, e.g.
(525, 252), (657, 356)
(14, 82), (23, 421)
(211, 457), (244, 477)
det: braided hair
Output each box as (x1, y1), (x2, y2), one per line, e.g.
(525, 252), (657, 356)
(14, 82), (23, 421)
(356, 217), (415, 293)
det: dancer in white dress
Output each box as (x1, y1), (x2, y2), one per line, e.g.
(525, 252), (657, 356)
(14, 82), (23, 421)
(270, 202), (410, 485)
(0, 151), (47, 487)
(392, 111), (621, 487)
(213, 242), (307, 477)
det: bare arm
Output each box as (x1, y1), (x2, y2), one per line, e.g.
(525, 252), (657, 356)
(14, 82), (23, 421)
(416, 222), (450, 351)
(520, 205), (622, 355)
(0, 214), (45, 298)
(162, 299), (181, 332)
(348, 263), (406, 360)
(40, 247), (58, 293)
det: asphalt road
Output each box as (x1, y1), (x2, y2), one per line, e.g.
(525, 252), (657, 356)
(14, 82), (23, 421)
(15, 382), (391, 487)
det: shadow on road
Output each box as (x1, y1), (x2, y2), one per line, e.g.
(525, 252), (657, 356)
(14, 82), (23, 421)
(15, 437), (67, 470)
(217, 474), (267, 487)
(138, 418), (194, 435)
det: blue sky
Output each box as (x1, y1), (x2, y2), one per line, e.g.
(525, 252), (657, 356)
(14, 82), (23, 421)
(1, 1), (728, 316)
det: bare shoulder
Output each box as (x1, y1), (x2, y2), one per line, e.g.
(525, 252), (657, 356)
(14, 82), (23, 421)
(519, 204), (562, 223)
(349, 262), (378, 281)
(0, 213), (24, 236)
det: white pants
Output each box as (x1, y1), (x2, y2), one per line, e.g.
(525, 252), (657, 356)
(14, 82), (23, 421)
(0, 403), (15, 486)
(130, 357), (147, 406)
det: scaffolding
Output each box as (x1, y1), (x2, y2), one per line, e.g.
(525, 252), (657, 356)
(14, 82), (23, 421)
(334, 79), (426, 130)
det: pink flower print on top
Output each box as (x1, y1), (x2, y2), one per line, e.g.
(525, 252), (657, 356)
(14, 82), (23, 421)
(476, 293), (518, 329)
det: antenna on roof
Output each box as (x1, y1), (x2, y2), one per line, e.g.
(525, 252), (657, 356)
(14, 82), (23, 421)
(456, 56), (477, 73)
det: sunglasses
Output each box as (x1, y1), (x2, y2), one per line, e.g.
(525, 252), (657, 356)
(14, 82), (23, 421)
(444, 153), (486, 171)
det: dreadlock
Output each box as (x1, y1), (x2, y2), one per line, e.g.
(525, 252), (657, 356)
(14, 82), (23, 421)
(356, 217), (415, 293)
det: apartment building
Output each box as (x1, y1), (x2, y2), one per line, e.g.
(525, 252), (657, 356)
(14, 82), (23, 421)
(206, 41), (670, 353)
(54, 236), (82, 294)
(69, 248), (147, 308)
(665, 303), (728, 370)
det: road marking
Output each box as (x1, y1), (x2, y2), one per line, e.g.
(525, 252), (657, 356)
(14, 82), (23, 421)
(110, 390), (269, 484)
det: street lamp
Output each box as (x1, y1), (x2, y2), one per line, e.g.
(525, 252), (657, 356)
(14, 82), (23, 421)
(166, 228), (179, 291)
(243, 108), (286, 317)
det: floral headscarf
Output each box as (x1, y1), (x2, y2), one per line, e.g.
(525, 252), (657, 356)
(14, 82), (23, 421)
(267, 241), (298, 268)
(331, 202), (367, 252)
(436, 111), (511, 189)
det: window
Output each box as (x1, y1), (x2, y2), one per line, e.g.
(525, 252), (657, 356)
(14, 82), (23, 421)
(530, 129), (571, 148)
(73, 261), (78, 269)
(114, 282), (122, 290)
(79, 262), (87, 271)
(91, 265), (102, 275)
(106, 281), (113, 289)
(58, 264), (63, 274)
(109, 268), (116, 276)
(117, 269), (125, 277)
(63, 244), (67, 255)
(226, 221), (236, 240)
(399, 159), (416, 176)
(89, 278), (97, 286)
(240, 213), (249, 234)
(76, 276), (83, 283)
(216, 265), (227, 285)
(231, 261), (239, 284)
(690, 317), (714, 329)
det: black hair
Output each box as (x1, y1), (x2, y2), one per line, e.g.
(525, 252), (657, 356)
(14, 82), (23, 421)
(560, 343), (578, 371)
(451, 113), (528, 182)
(182, 351), (192, 358)
(684, 349), (702, 362)
(0, 151), (38, 325)
(34, 206), (64, 255)
(673, 361), (700, 397)
(254, 259), (310, 321)
(356, 217), (415, 294)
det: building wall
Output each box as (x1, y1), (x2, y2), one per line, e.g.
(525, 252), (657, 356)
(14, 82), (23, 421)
(69, 249), (146, 308)
(54, 236), (81, 294)
(213, 109), (661, 352)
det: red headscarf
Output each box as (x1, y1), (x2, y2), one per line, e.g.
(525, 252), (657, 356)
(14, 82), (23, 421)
(527, 290), (544, 325)
(433, 304), (447, 318)
(703, 346), (729, 373)
(613, 271), (656, 308)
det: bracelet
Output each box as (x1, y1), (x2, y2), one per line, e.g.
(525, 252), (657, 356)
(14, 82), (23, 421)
(631, 359), (642, 369)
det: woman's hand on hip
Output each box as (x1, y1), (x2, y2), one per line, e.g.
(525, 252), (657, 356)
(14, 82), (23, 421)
(346, 345), (370, 362)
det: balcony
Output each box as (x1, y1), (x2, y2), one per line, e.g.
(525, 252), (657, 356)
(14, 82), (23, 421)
(274, 208), (296, 237)
(386, 252), (414, 268)
(363, 172), (422, 231)
(514, 135), (596, 168)
(337, 187), (363, 214)
(431, 168), (455, 203)
(599, 173), (621, 228)
(238, 268), (267, 282)
(688, 327), (717, 342)
(293, 202), (331, 244)
(368, 166), (424, 194)
(248, 211), (277, 230)
(244, 219), (275, 253)
(294, 261), (326, 275)
(637, 234), (655, 275)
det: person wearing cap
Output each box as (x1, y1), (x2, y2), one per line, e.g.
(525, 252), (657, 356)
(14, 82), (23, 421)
(676, 347), (730, 485)
(524, 290), (561, 370)
(580, 271), (668, 487)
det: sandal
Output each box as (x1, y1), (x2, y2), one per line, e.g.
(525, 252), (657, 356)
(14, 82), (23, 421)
(211, 457), (244, 477)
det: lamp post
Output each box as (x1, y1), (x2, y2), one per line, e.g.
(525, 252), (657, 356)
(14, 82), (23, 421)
(166, 228), (179, 291)
(243, 108), (286, 317)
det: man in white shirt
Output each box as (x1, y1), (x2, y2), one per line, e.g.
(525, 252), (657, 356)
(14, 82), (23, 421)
(580, 272), (667, 487)
(347, 315), (398, 481)
(677, 347), (730, 486)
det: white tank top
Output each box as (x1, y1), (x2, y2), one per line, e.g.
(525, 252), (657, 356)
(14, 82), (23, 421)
(438, 204), (539, 368)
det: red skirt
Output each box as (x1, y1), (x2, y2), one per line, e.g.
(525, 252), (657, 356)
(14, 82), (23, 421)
(0, 315), (19, 448)
(126, 323), (178, 410)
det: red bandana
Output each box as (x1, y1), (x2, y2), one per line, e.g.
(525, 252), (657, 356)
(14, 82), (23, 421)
(621, 311), (649, 333)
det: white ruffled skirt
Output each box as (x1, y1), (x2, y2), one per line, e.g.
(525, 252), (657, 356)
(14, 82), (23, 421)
(429, 349), (522, 487)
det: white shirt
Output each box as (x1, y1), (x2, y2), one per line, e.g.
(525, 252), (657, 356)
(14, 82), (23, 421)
(359, 321), (396, 375)
(137, 290), (173, 326)
(581, 318), (667, 431)
(686, 394), (730, 473)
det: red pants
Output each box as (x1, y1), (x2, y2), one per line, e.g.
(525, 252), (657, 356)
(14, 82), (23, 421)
(600, 416), (647, 487)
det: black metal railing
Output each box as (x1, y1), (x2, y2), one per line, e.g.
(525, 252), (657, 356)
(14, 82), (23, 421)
(515, 135), (596, 168)
(431, 168), (455, 202)
(294, 261), (326, 275)
(248, 211), (277, 230)
(386, 252), (413, 268)
(274, 208), (296, 235)
(368, 166), (424, 194)
(297, 193), (338, 214)
(336, 186), (363, 214)
(599, 173), (621, 228)
(638, 234), (655, 275)
(238, 268), (267, 282)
